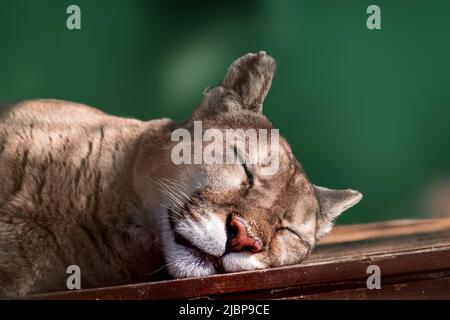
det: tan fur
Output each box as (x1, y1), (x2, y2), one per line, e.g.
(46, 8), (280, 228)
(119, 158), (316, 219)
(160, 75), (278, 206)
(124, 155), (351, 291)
(0, 52), (362, 297)
(0, 99), (170, 297)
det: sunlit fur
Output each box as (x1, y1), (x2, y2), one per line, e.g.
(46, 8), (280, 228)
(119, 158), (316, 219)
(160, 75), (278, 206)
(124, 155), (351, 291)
(0, 52), (361, 297)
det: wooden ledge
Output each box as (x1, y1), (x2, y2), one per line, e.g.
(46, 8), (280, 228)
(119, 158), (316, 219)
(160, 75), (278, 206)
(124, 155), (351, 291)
(30, 218), (450, 300)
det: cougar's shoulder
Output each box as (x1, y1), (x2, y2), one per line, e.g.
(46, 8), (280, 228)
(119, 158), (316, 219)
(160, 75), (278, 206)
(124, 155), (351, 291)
(0, 99), (146, 208)
(0, 99), (170, 296)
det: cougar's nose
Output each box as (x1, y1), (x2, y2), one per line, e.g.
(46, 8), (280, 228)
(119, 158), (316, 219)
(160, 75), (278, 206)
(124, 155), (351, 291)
(226, 217), (261, 253)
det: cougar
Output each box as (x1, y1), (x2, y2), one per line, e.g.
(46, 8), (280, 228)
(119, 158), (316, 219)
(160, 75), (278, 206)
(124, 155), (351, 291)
(0, 51), (362, 297)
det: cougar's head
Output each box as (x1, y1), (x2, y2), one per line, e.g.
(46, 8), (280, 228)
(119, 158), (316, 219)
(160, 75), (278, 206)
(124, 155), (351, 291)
(133, 52), (362, 278)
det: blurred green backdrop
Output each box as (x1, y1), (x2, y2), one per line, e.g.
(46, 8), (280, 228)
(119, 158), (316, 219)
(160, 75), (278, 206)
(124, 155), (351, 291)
(1, 0), (450, 224)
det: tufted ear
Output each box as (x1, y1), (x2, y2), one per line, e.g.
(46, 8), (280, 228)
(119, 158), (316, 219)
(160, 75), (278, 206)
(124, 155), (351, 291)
(221, 51), (276, 113)
(314, 186), (363, 239)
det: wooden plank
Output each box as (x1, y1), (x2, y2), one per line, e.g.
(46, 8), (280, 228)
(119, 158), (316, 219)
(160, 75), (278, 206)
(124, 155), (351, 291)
(28, 218), (450, 300)
(291, 276), (450, 300)
(31, 243), (450, 300)
(321, 218), (450, 244)
(215, 271), (450, 299)
(308, 229), (450, 263)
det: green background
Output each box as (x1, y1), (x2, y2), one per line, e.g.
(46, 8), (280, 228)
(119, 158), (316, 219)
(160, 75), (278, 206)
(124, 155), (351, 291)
(1, 0), (449, 224)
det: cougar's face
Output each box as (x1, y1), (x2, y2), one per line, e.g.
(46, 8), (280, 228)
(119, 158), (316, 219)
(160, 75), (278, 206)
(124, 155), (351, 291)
(136, 52), (362, 278)
(162, 114), (323, 277)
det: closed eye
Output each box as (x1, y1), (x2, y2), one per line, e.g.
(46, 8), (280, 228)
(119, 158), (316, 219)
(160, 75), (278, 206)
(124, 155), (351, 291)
(241, 163), (254, 186)
(277, 227), (312, 253)
(277, 227), (297, 235)
(234, 146), (254, 186)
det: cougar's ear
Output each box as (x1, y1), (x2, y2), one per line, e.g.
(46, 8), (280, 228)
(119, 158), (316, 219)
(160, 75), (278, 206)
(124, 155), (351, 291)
(314, 185), (363, 239)
(221, 51), (276, 113)
(192, 51), (276, 119)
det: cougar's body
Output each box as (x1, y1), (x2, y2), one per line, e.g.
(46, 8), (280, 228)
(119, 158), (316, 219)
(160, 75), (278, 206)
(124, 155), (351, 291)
(0, 99), (168, 297)
(0, 52), (362, 298)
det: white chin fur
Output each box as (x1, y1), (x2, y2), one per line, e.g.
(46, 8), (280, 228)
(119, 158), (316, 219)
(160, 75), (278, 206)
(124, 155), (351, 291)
(166, 246), (216, 278)
(166, 248), (267, 278)
(159, 209), (219, 278)
(222, 252), (267, 273)
(160, 209), (266, 278)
